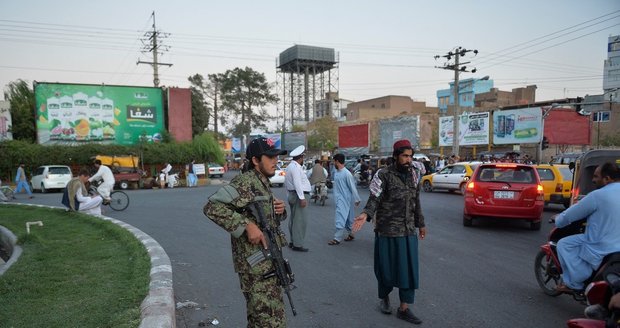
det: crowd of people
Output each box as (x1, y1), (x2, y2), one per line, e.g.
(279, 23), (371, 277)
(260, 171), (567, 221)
(5, 145), (619, 326)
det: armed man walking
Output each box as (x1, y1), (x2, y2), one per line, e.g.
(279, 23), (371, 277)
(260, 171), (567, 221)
(352, 139), (426, 325)
(203, 137), (290, 327)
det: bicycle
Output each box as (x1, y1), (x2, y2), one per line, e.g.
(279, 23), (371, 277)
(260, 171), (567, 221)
(89, 181), (130, 211)
(1, 185), (15, 201)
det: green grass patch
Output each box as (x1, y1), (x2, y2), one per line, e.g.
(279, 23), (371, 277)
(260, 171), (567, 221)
(0, 205), (150, 327)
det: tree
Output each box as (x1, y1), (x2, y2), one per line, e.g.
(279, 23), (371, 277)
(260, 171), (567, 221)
(205, 73), (223, 135)
(307, 117), (338, 151)
(218, 67), (278, 136)
(4, 79), (36, 142)
(188, 74), (210, 137)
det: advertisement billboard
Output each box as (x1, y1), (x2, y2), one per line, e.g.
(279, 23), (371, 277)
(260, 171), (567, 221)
(0, 101), (12, 141)
(34, 82), (164, 145)
(283, 132), (306, 153)
(492, 107), (542, 145)
(167, 87), (192, 142)
(263, 133), (282, 149)
(544, 109), (590, 145)
(338, 124), (368, 148)
(438, 113), (490, 147)
(438, 116), (454, 147)
(378, 116), (419, 154)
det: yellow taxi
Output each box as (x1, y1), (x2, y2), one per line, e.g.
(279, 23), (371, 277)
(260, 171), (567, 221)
(421, 161), (482, 194)
(534, 164), (573, 208)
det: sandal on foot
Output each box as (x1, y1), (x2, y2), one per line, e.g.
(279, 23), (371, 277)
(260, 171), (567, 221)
(344, 234), (355, 241)
(555, 283), (574, 294)
(327, 239), (341, 245)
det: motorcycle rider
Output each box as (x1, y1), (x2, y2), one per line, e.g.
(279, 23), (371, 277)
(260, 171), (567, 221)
(553, 162), (620, 293)
(309, 159), (327, 199)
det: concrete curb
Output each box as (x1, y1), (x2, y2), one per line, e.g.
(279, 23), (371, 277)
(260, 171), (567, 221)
(0, 203), (175, 328)
(0, 225), (23, 276)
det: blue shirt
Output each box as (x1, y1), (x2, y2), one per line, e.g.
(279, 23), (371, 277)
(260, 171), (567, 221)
(556, 182), (620, 266)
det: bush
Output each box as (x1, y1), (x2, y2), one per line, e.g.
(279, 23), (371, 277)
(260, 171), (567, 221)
(0, 132), (225, 180)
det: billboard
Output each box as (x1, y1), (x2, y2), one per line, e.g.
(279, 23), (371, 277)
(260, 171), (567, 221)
(167, 87), (192, 142)
(338, 124), (368, 148)
(439, 112), (490, 147)
(493, 107), (542, 145)
(378, 116), (419, 154)
(545, 109), (590, 145)
(34, 82), (164, 145)
(283, 132), (306, 153)
(0, 101), (12, 141)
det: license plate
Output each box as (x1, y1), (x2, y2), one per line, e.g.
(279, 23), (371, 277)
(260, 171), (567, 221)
(494, 191), (514, 199)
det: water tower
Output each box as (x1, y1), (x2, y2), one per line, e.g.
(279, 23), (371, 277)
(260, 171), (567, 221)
(276, 45), (339, 130)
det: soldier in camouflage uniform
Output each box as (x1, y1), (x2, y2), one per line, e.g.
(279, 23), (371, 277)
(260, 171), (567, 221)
(353, 139), (427, 325)
(204, 137), (289, 328)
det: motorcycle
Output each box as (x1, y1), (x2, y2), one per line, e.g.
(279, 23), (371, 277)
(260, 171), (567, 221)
(534, 218), (620, 303)
(566, 272), (620, 328)
(311, 182), (328, 206)
(354, 169), (371, 188)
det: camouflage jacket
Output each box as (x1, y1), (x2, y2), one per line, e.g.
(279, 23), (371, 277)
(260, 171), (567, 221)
(203, 170), (287, 275)
(363, 164), (425, 237)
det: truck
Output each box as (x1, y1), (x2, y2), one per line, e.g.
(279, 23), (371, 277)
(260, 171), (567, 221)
(94, 154), (147, 189)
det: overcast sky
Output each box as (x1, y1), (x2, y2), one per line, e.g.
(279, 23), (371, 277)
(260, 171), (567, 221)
(1, 0), (619, 113)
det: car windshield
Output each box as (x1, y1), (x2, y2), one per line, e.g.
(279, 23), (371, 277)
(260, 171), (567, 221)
(478, 166), (535, 183)
(49, 167), (70, 174)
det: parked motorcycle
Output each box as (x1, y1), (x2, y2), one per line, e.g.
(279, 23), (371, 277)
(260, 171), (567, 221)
(534, 218), (620, 303)
(566, 272), (620, 328)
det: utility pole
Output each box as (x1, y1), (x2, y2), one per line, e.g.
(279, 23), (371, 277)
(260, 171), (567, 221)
(137, 11), (172, 87)
(435, 47), (478, 156)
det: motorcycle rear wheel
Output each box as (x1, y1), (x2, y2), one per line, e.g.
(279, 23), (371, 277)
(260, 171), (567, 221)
(534, 250), (562, 296)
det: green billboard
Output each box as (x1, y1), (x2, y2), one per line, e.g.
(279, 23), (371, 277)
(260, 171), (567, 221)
(34, 82), (164, 145)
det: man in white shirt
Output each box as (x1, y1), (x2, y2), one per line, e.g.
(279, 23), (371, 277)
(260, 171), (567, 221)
(285, 145), (312, 252)
(88, 159), (115, 202)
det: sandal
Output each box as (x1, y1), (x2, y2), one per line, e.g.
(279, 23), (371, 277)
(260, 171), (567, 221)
(327, 239), (341, 245)
(554, 283), (574, 294)
(344, 235), (355, 242)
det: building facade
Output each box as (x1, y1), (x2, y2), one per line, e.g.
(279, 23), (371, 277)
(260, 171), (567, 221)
(436, 77), (494, 114)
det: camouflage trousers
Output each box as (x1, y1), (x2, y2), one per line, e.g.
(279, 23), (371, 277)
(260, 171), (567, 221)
(239, 271), (286, 328)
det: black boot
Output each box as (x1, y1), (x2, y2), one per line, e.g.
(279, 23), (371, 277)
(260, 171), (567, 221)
(379, 297), (392, 314)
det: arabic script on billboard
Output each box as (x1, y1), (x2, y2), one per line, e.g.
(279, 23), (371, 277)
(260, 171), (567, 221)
(34, 82), (164, 145)
(492, 108), (542, 145)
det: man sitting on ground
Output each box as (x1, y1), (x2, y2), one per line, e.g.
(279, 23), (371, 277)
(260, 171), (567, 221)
(63, 168), (103, 215)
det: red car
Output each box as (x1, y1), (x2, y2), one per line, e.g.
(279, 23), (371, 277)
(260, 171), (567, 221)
(463, 163), (545, 230)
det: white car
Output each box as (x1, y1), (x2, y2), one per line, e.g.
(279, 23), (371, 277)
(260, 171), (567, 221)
(30, 165), (72, 193)
(269, 167), (286, 187)
(207, 163), (225, 178)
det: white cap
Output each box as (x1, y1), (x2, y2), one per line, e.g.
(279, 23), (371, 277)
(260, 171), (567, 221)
(290, 145), (305, 158)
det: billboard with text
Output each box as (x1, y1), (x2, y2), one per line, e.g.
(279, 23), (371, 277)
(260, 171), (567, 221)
(34, 82), (164, 145)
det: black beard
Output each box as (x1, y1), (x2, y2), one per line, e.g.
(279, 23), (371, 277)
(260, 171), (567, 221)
(396, 162), (410, 172)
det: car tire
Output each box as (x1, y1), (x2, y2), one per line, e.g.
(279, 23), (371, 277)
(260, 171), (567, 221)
(422, 180), (432, 193)
(460, 183), (466, 195)
(40, 183), (46, 194)
(119, 180), (129, 190)
(463, 215), (473, 227)
(530, 221), (541, 231)
(563, 201), (570, 209)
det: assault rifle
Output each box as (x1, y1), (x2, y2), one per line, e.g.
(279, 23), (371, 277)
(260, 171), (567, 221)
(248, 201), (297, 316)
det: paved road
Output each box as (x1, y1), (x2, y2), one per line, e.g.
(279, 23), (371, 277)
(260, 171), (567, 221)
(18, 172), (584, 327)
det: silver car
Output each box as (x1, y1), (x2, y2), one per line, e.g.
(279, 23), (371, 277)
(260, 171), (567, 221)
(30, 165), (72, 193)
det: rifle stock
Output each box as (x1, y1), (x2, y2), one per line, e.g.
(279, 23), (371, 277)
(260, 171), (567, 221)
(251, 201), (297, 316)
